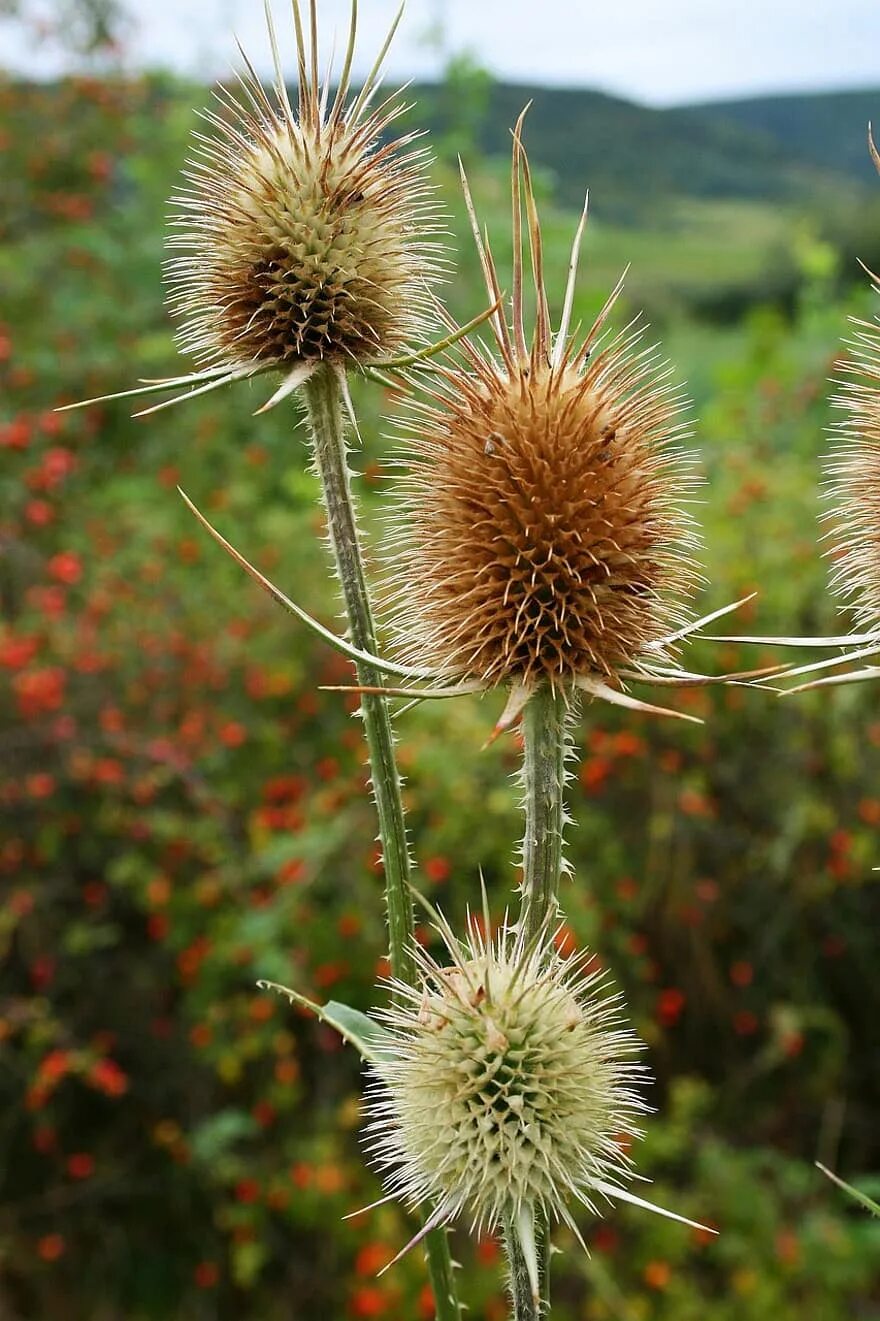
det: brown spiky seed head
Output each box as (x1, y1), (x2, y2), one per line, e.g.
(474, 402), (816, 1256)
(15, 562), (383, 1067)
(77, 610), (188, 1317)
(386, 349), (699, 689)
(165, 7), (440, 372)
(383, 123), (699, 691)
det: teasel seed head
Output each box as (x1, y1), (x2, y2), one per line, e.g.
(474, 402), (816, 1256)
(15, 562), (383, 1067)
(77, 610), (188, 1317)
(382, 123), (701, 707)
(363, 912), (649, 1250)
(824, 131), (880, 630)
(165, 1), (442, 382)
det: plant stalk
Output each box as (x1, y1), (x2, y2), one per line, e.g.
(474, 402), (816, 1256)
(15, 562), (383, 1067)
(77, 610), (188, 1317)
(302, 364), (460, 1321)
(503, 1212), (543, 1321)
(519, 684), (569, 943)
(303, 365), (414, 984)
(510, 684), (569, 1314)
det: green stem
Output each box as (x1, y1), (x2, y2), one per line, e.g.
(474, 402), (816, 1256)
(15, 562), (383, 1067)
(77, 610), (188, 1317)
(519, 685), (569, 944)
(424, 1227), (462, 1321)
(303, 365), (414, 985)
(503, 1212), (543, 1321)
(301, 364), (460, 1321)
(510, 685), (569, 1314)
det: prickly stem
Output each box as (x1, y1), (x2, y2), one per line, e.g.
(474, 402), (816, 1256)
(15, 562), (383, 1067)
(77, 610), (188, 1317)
(504, 1209), (545, 1320)
(301, 363), (462, 1321)
(506, 684), (569, 1309)
(519, 685), (569, 944)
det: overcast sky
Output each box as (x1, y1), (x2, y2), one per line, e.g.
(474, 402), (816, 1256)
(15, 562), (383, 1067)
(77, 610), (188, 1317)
(3, 0), (880, 106)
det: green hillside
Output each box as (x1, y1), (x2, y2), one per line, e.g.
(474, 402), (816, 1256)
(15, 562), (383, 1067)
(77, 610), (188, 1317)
(403, 78), (880, 314)
(691, 88), (880, 184)
(411, 80), (880, 221)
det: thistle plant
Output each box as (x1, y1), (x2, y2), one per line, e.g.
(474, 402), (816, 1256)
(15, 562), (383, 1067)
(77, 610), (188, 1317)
(58, 7), (741, 1317)
(812, 178), (880, 692)
(172, 109), (732, 1311)
(384, 147), (701, 708)
(60, 1), (455, 982)
(825, 302), (880, 634)
(707, 131), (880, 695)
(358, 125), (767, 945)
(69, 0), (446, 419)
(165, 8), (438, 396)
(362, 909), (708, 1315)
(822, 131), (880, 635)
(60, 1), (470, 1313)
(340, 125), (730, 1314)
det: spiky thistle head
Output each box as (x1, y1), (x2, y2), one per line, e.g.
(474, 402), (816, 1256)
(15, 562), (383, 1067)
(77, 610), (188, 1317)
(824, 133), (880, 631)
(363, 911), (648, 1253)
(381, 123), (701, 719)
(164, 1), (441, 398)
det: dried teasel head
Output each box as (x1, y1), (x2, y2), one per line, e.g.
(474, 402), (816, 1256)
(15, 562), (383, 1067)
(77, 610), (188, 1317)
(824, 132), (880, 632)
(362, 906), (710, 1285)
(381, 122), (702, 726)
(102, 0), (443, 418)
(659, 136), (880, 700)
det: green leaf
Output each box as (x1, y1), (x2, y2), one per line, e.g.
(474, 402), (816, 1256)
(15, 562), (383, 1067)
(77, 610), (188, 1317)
(256, 981), (393, 1063)
(816, 1164), (880, 1217)
(190, 1109), (259, 1166)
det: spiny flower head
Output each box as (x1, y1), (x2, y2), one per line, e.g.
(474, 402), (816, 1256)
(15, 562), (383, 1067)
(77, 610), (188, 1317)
(363, 911), (648, 1249)
(382, 125), (701, 713)
(825, 135), (880, 632)
(100, 0), (443, 419)
(825, 302), (880, 630)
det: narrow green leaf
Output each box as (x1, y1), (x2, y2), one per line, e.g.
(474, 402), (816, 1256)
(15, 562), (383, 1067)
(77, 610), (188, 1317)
(257, 980), (392, 1062)
(816, 1163), (880, 1217)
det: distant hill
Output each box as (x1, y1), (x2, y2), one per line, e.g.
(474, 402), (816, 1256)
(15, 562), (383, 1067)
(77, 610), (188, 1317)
(411, 82), (880, 221)
(689, 89), (880, 185)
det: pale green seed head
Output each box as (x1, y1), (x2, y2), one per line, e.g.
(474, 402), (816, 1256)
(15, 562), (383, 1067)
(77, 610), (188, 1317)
(364, 918), (648, 1235)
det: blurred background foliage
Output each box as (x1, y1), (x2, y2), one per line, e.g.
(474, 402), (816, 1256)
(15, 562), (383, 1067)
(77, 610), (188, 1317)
(0, 0), (126, 56)
(1, 5), (880, 1319)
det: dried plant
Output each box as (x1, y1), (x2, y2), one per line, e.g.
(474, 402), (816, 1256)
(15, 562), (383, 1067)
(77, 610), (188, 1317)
(60, 3), (468, 1314)
(715, 132), (880, 696)
(358, 125), (767, 746)
(164, 0), (442, 406)
(823, 133), (880, 662)
(56, 9), (757, 1319)
(64, 0), (451, 419)
(384, 141), (700, 703)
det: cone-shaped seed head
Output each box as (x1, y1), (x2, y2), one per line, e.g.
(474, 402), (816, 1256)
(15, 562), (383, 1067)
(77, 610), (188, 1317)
(825, 138), (880, 629)
(364, 918), (647, 1235)
(388, 357), (698, 687)
(165, 3), (441, 372)
(826, 335), (880, 625)
(383, 133), (699, 690)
